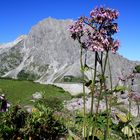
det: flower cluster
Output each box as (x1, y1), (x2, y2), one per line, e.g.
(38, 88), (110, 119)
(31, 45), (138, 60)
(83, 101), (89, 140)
(69, 7), (120, 53)
(69, 17), (84, 40)
(90, 7), (119, 23)
(84, 29), (120, 52)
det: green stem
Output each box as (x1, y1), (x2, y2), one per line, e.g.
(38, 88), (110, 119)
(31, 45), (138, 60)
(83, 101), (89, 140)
(96, 52), (108, 114)
(107, 53), (113, 139)
(91, 52), (98, 115)
(129, 98), (131, 121)
(94, 52), (107, 140)
(96, 81), (103, 114)
(80, 46), (86, 139)
(90, 52), (98, 140)
(108, 55), (113, 92)
(97, 51), (109, 140)
(104, 52), (109, 140)
(104, 95), (109, 140)
(103, 51), (108, 74)
(108, 54), (113, 112)
(137, 101), (139, 116)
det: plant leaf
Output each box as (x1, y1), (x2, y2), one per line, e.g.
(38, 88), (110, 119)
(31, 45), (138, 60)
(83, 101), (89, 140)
(121, 126), (132, 137)
(116, 113), (128, 123)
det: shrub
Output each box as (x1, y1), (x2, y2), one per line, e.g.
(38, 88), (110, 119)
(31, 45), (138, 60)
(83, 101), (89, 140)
(36, 97), (64, 111)
(63, 75), (85, 83)
(17, 70), (38, 81)
(135, 65), (140, 73)
(0, 104), (67, 140)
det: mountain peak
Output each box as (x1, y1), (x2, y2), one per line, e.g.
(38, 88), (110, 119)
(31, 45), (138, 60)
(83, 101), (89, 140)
(15, 35), (27, 41)
(0, 18), (140, 93)
(0, 35), (27, 49)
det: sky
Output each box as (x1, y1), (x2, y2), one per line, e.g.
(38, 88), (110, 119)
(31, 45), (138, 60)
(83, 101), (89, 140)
(0, 0), (140, 61)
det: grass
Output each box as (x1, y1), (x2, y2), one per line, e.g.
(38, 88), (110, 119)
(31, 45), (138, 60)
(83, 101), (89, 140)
(0, 79), (71, 105)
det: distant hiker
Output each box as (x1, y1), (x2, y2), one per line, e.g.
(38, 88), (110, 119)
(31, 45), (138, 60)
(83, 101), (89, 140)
(0, 94), (10, 112)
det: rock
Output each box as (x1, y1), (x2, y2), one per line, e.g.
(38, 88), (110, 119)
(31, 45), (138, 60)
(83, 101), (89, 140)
(120, 93), (128, 99)
(65, 97), (106, 113)
(32, 92), (43, 100)
(54, 83), (90, 95)
(24, 105), (33, 113)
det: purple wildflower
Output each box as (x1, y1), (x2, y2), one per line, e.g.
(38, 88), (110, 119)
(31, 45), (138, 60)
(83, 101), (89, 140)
(69, 6), (120, 53)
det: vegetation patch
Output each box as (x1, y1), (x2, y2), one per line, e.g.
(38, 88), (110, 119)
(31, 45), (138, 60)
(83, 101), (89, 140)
(135, 65), (140, 73)
(17, 70), (39, 81)
(0, 79), (71, 105)
(0, 103), (67, 140)
(63, 75), (84, 83)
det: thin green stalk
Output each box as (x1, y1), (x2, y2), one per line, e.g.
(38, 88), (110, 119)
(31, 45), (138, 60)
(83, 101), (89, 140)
(107, 53), (113, 139)
(128, 98), (131, 121)
(96, 51), (108, 114)
(103, 51), (108, 74)
(96, 80), (103, 114)
(93, 51), (109, 140)
(104, 95), (109, 140)
(137, 101), (139, 116)
(93, 52), (104, 140)
(96, 51), (109, 140)
(91, 52), (98, 115)
(93, 81), (103, 140)
(104, 52), (109, 140)
(128, 86), (131, 121)
(108, 54), (113, 112)
(80, 46), (86, 139)
(90, 52), (98, 140)
(108, 54), (113, 93)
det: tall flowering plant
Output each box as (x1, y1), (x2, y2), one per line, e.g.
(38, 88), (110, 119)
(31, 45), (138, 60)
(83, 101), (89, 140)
(69, 6), (120, 139)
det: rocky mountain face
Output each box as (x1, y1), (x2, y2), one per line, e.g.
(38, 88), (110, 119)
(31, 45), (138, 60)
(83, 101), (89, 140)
(0, 17), (140, 93)
(0, 35), (27, 76)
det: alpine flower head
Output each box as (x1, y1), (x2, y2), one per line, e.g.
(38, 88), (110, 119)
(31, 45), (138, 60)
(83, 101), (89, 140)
(111, 39), (120, 53)
(69, 6), (120, 53)
(90, 7), (119, 23)
(69, 17), (84, 40)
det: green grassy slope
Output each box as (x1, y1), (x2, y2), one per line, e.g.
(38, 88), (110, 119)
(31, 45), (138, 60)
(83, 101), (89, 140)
(0, 79), (71, 105)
